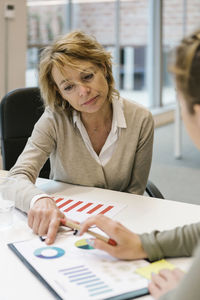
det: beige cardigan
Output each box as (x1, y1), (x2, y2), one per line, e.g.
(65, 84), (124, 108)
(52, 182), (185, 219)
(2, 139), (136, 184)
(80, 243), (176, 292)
(3, 97), (154, 212)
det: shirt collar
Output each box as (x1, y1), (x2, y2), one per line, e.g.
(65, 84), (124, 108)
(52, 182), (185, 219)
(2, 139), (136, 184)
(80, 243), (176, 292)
(73, 96), (127, 129)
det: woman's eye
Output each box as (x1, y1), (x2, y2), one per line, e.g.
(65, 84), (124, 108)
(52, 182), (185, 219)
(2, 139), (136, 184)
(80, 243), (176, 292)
(83, 73), (94, 81)
(64, 84), (74, 91)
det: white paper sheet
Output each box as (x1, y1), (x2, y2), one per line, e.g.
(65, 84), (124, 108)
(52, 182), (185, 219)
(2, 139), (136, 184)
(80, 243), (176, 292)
(53, 195), (127, 223)
(10, 232), (149, 300)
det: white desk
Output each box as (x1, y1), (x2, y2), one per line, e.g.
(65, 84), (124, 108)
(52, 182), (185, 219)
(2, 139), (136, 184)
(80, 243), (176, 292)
(1, 177), (200, 300)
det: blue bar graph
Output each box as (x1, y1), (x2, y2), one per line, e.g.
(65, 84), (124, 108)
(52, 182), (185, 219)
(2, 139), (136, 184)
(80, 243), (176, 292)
(59, 264), (113, 297)
(86, 281), (105, 288)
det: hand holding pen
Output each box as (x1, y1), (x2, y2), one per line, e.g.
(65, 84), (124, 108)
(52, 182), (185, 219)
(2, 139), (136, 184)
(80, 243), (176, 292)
(76, 215), (148, 260)
(60, 218), (117, 246)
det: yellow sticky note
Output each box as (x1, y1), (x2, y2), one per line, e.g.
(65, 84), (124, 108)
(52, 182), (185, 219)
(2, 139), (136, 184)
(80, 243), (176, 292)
(135, 259), (176, 280)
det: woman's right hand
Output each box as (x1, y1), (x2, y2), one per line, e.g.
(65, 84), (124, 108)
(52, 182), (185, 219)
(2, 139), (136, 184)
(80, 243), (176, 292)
(149, 268), (184, 299)
(28, 197), (66, 244)
(79, 215), (147, 260)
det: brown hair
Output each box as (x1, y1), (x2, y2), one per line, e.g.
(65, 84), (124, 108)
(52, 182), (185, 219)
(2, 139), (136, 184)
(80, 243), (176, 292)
(39, 31), (119, 116)
(171, 30), (200, 113)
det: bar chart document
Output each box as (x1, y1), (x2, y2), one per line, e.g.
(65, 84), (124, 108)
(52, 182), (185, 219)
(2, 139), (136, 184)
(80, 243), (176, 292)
(8, 231), (149, 300)
(53, 195), (127, 222)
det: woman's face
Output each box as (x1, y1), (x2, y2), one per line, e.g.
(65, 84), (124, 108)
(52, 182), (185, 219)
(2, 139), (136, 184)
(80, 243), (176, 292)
(52, 60), (109, 115)
(178, 93), (200, 150)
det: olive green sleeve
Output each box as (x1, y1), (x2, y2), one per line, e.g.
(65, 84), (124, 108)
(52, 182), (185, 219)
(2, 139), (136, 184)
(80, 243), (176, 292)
(139, 222), (200, 262)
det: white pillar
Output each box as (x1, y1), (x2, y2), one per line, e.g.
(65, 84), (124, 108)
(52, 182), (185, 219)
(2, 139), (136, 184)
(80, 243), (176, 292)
(0, 0), (26, 99)
(123, 46), (134, 90)
(147, 0), (162, 107)
(113, 0), (120, 90)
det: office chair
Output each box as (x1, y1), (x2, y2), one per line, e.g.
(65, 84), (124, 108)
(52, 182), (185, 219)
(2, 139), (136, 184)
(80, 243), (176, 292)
(0, 87), (164, 199)
(145, 180), (164, 199)
(0, 87), (50, 178)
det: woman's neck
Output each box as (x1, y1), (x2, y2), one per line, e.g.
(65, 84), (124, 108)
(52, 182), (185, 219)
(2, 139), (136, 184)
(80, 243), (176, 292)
(81, 101), (113, 132)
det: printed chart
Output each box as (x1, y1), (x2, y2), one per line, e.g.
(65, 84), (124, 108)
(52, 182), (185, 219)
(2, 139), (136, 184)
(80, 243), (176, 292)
(75, 239), (94, 250)
(53, 196), (126, 222)
(59, 264), (113, 298)
(34, 247), (65, 259)
(9, 234), (149, 300)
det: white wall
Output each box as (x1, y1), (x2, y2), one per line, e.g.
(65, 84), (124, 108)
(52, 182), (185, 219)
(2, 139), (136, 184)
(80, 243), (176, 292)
(0, 0), (26, 99)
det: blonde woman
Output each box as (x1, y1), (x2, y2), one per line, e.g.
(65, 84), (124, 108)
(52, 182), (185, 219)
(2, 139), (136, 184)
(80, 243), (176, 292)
(80, 30), (200, 300)
(4, 31), (154, 244)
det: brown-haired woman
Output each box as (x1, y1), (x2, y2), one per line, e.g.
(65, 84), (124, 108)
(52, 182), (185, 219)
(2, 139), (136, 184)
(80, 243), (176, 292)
(80, 30), (200, 300)
(3, 31), (154, 244)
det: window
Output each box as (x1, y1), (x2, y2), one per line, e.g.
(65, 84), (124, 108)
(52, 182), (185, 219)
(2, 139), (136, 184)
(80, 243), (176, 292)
(27, 0), (67, 86)
(26, 0), (200, 109)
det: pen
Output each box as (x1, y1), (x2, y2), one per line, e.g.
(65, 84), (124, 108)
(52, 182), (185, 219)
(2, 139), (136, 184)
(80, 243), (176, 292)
(60, 219), (117, 246)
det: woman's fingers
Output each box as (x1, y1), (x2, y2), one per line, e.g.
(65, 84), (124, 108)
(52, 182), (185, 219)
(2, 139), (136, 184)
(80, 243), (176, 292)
(27, 197), (66, 244)
(80, 215), (124, 239)
(172, 268), (185, 280)
(79, 215), (147, 260)
(37, 216), (51, 236)
(88, 238), (121, 257)
(158, 268), (184, 284)
(45, 216), (61, 244)
(149, 268), (184, 299)
(151, 272), (168, 288)
(148, 281), (161, 300)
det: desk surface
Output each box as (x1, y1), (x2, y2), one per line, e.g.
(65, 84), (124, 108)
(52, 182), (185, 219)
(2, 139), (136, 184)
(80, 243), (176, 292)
(0, 169), (7, 177)
(1, 176), (200, 300)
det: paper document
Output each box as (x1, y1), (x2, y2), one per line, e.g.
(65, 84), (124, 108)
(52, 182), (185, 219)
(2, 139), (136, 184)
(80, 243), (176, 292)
(8, 231), (149, 300)
(53, 195), (126, 223)
(136, 259), (176, 280)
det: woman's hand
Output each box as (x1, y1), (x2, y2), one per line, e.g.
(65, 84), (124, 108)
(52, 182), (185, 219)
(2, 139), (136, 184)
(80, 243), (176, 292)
(79, 215), (147, 260)
(28, 197), (65, 244)
(148, 268), (184, 299)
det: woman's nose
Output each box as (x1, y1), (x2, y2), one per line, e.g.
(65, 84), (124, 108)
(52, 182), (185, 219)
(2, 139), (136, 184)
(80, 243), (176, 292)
(78, 84), (90, 97)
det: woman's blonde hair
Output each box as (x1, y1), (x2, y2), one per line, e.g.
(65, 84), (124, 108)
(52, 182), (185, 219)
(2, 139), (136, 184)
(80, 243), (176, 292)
(39, 30), (119, 116)
(171, 29), (200, 113)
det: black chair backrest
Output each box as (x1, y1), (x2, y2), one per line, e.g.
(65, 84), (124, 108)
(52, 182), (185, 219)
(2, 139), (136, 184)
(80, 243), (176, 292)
(146, 180), (164, 199)
(0, 87), (50, 178)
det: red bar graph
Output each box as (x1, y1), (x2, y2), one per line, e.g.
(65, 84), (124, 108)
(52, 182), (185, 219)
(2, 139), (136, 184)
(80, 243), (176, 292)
(98, 205), (114, 215)
(64, 201), (83, 212)
(87, 204), (103, 214)
(77, 203), (93, 212)
(54, 196), (116, 218)
(58, 199), (73, 209)
(55, 197), (64, 203)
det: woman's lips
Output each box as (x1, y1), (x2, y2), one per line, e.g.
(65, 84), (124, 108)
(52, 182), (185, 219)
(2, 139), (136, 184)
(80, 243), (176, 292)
(82, 95), (99, 106)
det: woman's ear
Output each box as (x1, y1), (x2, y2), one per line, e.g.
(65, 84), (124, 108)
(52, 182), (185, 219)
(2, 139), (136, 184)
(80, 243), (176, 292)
(193, 104), (200, 116)
(193, 104), (200, 128)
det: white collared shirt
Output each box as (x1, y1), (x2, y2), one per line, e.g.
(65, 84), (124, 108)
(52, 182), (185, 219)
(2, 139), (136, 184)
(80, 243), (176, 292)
(73, 97), (127, 166)
(30, 97), (126, 207)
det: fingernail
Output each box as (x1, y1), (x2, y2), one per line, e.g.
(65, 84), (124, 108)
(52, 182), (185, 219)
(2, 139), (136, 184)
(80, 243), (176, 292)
(46, 238), (50, 244)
